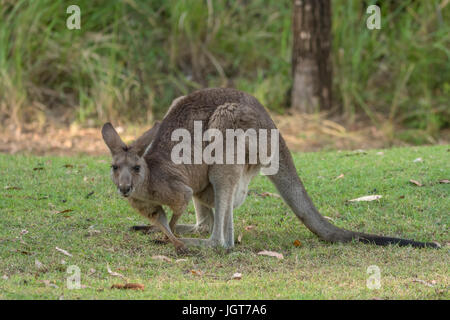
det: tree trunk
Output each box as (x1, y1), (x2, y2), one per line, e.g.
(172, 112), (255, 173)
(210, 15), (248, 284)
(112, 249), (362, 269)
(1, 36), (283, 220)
(291, 0), (332, 113)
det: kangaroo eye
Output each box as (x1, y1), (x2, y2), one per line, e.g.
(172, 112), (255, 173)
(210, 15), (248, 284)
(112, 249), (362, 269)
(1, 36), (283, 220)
(111, 165), (118, 171)
(133, 165), (140, 173)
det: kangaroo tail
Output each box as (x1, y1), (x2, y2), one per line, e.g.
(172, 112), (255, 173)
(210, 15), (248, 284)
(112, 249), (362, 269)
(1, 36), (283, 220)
(268, 136), (440, 249)
(354, 232), (439, 248)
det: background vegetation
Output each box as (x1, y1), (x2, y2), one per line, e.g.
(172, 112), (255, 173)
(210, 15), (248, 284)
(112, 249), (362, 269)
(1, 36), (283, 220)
(0, 0), (449, 142)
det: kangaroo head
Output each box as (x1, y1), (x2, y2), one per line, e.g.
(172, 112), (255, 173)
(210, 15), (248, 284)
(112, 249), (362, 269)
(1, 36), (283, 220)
(101, 122), (160, 198)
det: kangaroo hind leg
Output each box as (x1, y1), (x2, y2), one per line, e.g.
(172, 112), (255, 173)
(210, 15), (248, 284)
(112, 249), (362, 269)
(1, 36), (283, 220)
(179, 165), (241, 249)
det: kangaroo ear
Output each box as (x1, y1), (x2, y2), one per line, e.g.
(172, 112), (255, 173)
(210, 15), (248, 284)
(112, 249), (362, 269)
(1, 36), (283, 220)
(101, 123), (127, 155)
(130, 121), (161, 157)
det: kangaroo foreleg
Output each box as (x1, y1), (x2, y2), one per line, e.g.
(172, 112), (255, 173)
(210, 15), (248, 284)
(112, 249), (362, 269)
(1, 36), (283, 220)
(153, 210), (189, 254)
(131, 199), (213, 236)
(136, 206), (188, 254)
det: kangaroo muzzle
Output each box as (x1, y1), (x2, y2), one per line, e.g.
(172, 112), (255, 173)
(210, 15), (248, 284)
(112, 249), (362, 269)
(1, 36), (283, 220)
(119, 184), (132, 197)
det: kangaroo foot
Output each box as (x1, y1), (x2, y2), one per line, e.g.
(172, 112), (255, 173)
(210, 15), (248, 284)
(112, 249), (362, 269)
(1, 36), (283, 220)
(179, 238), (219, 248)
(175, 224), (212, 235)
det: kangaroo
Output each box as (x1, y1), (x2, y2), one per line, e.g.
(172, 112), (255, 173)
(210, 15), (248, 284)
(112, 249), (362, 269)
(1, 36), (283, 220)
(102, 87), (439, 253)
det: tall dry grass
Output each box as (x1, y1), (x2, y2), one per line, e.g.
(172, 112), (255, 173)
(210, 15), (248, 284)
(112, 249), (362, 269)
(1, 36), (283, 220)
(0, 0), (448, 142)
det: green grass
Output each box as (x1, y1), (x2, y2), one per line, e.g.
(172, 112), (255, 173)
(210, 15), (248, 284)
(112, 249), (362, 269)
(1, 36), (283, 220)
(0, 145), (449, 299)
(0, 0), (449, 137)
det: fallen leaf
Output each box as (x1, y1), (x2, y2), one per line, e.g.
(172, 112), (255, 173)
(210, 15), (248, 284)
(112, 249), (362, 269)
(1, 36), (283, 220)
(257, 250), (284, 260)
(439, 179), (449, 184)
(55, 247), (72, 257)
(231, 273), (242, 280)
(324, 216), (335, 222)
(335, 174), (344, 180)
(33, 167), (44, 171)
(87, 229), (101, 236)
(345, 150), (367, 156)
(35, 259), (47, 271)
(86, 224), (101, 235)
(293, 240), (302, 247)
(4, 186), (22, 190)
(15, 250), (32, 255)
(237, 234), (243, 244)
(244, 225), (255, 231)
(151, 255), (172, 262)
(40, 280), (58, 288)
(63, 164), (74, 168)
(413, 158), (423, 163)
(348, 195), (382, 202)
(85, 191), (95, 199)
(412, 279), (435, 287)
(2, 275), (8, 280)
(250, 190), (281, 198)
(259, 192), (281, 198)
(175, 259), (188, 263)
(107, 264), (127, 279)
(399, 195), (405, 199)
(56, 209), (74, 214)
(376, 152), (384, 155)
(111, 283), (144, 290)
(190, 270), (203, 276)
(409, 179), (423, 187)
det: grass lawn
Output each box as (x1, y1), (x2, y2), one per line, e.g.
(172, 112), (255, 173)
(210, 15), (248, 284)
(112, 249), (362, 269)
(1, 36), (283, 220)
(0, 145), (448, 299)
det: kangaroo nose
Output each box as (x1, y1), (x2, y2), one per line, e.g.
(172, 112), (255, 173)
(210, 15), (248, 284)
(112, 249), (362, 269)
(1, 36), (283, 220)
(119, 185), (131, 196)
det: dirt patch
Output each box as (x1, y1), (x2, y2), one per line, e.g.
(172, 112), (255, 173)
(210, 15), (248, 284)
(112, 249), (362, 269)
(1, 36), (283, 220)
(272, 113), (388, 151)
(0, 114), (446, 156)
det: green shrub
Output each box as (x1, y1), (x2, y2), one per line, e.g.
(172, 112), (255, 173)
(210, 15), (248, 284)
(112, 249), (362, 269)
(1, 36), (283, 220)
(0, 0), (448, 139)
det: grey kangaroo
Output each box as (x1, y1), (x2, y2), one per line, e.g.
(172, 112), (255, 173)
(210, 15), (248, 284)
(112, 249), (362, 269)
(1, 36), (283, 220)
(102, 88), (439, 253)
